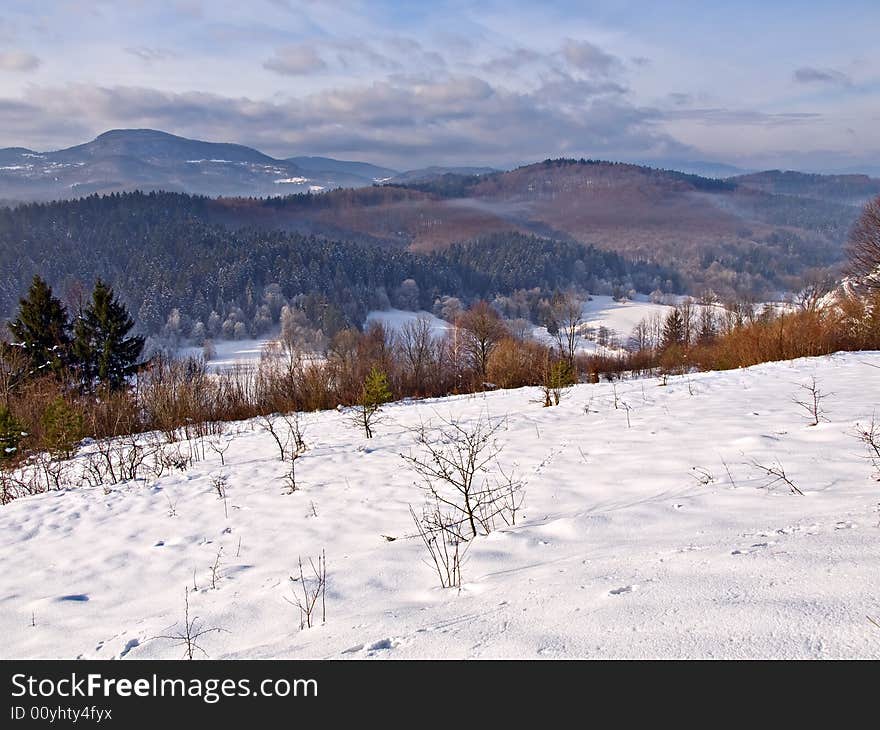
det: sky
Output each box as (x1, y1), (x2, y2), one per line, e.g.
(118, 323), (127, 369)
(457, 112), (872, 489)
(0, 0), (878, 172)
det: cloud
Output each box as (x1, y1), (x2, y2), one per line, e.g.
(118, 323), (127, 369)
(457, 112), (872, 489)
(263, 45), (327, 76)
(0, 51), (41, 72)
(125, 47), (177, 63)
(560, 39), (620, 77)
(793, 66), (851, 86)
(662, 107), (821, 126)
(481, 48), (543, 73)
(0, 77), (692, 167)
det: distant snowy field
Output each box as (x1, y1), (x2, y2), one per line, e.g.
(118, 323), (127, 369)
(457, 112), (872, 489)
(182, 297), (682, 372)
(2, 353), (880, 659)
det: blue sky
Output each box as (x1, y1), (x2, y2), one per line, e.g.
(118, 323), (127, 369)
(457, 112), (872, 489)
(0, 0), (877, 171)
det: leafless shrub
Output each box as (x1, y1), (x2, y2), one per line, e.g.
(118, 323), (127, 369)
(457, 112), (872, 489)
(258, 414), (290, 462)
(211, 473), (227, 500)
(207, 429), (231, 466)
(211, 473), (229, 517)
(152, 588), (225, 660)
(853, 414), (880, 480)
(209, 547), (223, 590)
(749, 458), (804, 495)
(691, 466), (715, 486)
(400, 412), (523, 540)
(286, 550), (326, 630)
(410, 503), (468, 589)
(792, 376), (830, 427)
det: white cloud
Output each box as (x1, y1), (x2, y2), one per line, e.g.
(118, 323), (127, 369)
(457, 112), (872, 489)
(263, 45), (327, 76)
(0, 51), (40, 72)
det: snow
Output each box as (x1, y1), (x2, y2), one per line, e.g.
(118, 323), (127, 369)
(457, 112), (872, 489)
(582, 294), (675, 337)
(2, 352), (880, 659)
(365, 308), (451, 337)
(178, 336), (276, 373)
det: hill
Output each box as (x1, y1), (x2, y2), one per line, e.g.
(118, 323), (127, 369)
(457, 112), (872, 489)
(0, 129), (387, 200)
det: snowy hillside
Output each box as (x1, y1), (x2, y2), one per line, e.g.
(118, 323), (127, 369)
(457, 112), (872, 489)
(2, 353), (880, 659)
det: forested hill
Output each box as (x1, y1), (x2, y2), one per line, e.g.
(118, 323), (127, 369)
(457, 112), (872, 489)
(0, 191), (676, 343)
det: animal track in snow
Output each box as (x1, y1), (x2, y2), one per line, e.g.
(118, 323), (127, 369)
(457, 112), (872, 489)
(609, 584), (638, 596)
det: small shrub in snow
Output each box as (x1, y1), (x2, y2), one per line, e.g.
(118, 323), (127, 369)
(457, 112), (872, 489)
(852, 415), (880, 480)
(286, 550), (327, 630)
(749, 459), (804, 496)
(152, 588), (225, 660)
(410, 504), (468, 589)
(401, 411), (524, 540)
(792, 376), (830, 427)
(351, 366), (391, 439)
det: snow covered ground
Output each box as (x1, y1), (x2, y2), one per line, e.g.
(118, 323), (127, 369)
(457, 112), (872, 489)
(177, 297), (737, 372)
(365, 308), (451, 338)
(178, 336), (278, 374)
(4, 352), (880, 659)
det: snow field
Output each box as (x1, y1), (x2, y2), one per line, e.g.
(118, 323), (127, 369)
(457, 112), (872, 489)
(1, 352), (879, 658)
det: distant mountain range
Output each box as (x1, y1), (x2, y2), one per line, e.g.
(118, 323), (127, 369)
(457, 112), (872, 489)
(0, 129), (499, 201)
(2, 128), (879, 208)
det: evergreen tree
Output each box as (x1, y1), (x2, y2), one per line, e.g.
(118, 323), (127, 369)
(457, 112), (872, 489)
(41, 397), (84, 459)
(352, 366), (392, 438)
(6, 275), (71, 378)
(0, 405), (23, 462)
(73, 280), (145, 390)
(661, 308), (686, 350)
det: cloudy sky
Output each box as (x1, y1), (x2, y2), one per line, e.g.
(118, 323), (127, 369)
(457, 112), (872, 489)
(1, 0), (878, 171)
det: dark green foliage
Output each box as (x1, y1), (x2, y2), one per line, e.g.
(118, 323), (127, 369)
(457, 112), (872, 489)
(0, 192), (673, 337)
(73, 279), (145, 390)
(5, 275), (70, 377)
(662, 308), (686, 350)
(0, 405), (23, 461)
(436, 233), (678, 295)
(40, 397), (83, 458)
(354, 366), (392, 438)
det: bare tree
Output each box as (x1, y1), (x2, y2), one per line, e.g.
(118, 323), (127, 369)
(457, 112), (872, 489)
(258, 414), (290, 461)
(410, 504), (469, 589)
(398, 316), (434, 389)
(548, 292), (585, 367)
(401, 412), (523, 539)
(792, 376), (830, 426)
(845, 196), (880, 288)
(749, 459), (804, 495)
(152, 588), (225, 659)
(457, 302), (508, 382)
(853, 414), (880, 480)
(286, 550), (327, 630)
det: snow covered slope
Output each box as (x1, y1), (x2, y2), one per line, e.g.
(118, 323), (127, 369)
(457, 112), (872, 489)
(2, 353), (880, 659)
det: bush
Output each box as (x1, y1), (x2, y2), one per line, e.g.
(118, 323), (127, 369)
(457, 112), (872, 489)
(0, 405), (23, 462)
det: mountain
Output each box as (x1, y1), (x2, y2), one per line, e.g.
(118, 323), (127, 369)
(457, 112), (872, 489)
(193, 157), (863, 298)
(389, 166), (498, 184)
(648, 159), (752, 179)
(730, 169), (880, 206)
(287, 156), (398, 184)
(0, 129), (391, 201)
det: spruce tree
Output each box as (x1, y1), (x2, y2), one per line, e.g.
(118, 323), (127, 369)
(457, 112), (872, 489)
(73, 280), (145, 390)
(352, 366), (392, 438)
(0, 405), (23, 462)
(6, 275), (71, 377)
(661, 308), (686, 350)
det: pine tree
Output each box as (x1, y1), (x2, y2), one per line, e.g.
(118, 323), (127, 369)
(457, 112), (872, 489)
(73, 280), (145, 390)
(352, 366), (392, 438)
(41, 397), (83, 459)
(661, 308), (686, 350)
(5, 275), (71, 377)
(0, 405), (23, 462)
